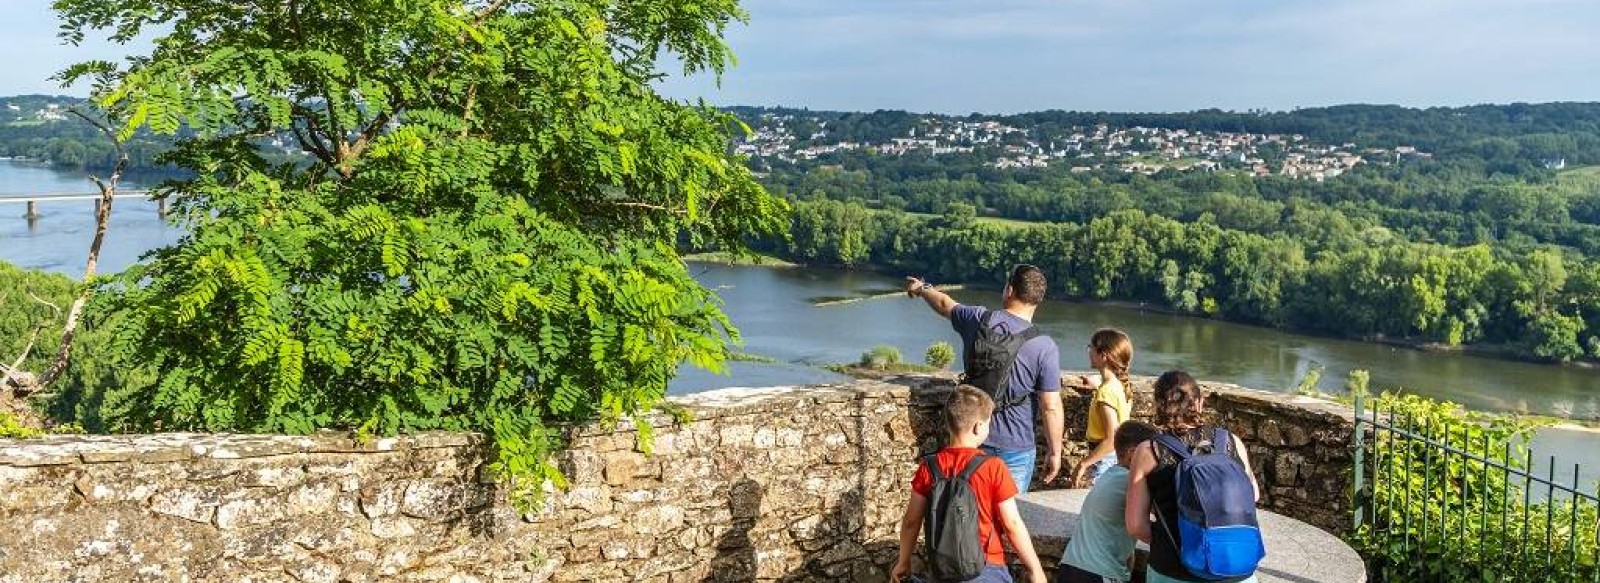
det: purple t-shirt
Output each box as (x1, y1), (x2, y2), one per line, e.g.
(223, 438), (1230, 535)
(951, 305), (1062, 451)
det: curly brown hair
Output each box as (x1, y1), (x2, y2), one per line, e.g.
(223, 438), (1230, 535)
(1152, 370), (1206, 429)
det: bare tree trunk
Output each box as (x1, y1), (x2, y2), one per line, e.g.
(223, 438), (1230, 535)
(2, 109), (127, 400)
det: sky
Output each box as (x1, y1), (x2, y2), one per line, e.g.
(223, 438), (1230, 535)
(4, 0), (1598, 114)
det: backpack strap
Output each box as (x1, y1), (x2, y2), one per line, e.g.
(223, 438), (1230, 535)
(1211, 428), (1232, 457)
(924, 453), (947, 481)
(1153, 434), (1192, 460)
(977, 309), (998, 331)
(956, 453), (992, 482)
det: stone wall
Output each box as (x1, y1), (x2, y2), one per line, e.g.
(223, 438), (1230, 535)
(0, 383), (920, 583)
(0, 375), (1357, 582)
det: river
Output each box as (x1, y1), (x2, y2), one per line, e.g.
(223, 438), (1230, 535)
(2, 159), (1597, 490)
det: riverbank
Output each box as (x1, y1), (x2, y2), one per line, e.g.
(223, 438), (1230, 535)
(682, 251), (797, 267)
(760, 258), (1600, 372)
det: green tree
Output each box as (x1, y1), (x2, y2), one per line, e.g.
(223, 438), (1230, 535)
(924, 341), (955, 369)
(58, 0), (787, 500)
(1529, 311), (1586, 363)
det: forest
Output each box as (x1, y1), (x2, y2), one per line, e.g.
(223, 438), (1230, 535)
(727, 105), (1600, 363)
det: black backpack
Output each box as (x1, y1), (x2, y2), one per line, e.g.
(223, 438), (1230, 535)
(922, 453), (993, 582)
(960, 310), (1040, 410)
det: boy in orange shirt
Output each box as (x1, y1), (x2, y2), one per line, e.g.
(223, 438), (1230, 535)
(891, 385), (1049, 583)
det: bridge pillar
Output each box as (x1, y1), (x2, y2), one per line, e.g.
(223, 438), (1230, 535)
(157, 197), (168, 219)
(23, 200), (39, 220)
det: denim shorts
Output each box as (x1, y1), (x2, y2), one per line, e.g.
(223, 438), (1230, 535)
(981, 446), (1038, 493)
(970, 564), (1015, 583)
(1086, 454), (1116, 485)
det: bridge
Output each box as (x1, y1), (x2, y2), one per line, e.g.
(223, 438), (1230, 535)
(0, 190), (161, 219)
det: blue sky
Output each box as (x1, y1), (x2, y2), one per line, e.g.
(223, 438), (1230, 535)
(6, 0), (1598, 113)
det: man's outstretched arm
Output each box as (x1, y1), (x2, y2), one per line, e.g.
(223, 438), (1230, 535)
(905, 276), (957, 318)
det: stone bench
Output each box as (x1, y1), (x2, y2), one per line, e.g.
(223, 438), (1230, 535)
(1017, 489), (1366, 583)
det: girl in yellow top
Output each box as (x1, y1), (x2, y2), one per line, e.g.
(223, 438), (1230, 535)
(1070, 328), (1134, 487)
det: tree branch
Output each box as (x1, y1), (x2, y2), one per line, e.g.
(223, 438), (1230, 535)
(290, 115), (337, 167)
(459, 83), (478, 139)
(4, 108), (129, 396)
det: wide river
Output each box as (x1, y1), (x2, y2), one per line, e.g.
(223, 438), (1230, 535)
(2, 160), (1597, 489)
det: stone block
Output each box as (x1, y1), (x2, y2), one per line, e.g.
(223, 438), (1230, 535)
(401, 479), (461, 520)
(360, 482), (405, 518)
(602, 451), (644, 486)
(215, 497), (287, 530)
(150, 487), (223, 524)
(634, 504), (686, 536)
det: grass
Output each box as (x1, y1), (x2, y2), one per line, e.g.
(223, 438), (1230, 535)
(681, 251), (797, 267)
(1556, 166), (1600, 193)
(727, 351), (781, 364)
(902, 211), (1040, 230)
(824, 362), (941, 376)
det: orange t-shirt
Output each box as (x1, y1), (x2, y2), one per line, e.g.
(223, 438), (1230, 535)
(910, 447), (1019, 566)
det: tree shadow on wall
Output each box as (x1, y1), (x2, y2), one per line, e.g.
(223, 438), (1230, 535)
(777, 386), (916, 582)
(704, 477), (765, 582)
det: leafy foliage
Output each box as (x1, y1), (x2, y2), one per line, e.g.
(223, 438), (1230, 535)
(0, 262), (76, 375)
(54, 0), (786, 502)
(1350, 392), (1599, 582)
(0, 261), (146, 430)
(859, 345), (903, 369)
(924, 341), (956, 369)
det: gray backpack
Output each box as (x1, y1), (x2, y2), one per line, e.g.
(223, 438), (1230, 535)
(921, 453), (993, 582)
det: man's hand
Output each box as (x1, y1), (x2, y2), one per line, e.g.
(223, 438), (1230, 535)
(904, 276), (927, 297)
(889, 559), (911, 583)
(1040, 454), (1062, 484)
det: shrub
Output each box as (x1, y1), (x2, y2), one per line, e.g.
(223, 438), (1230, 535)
(1350, 392), (1598, 581)
(1293, 365), (1323, 396)
(860, 345), (903, 369)
(924, 341), (956, 369)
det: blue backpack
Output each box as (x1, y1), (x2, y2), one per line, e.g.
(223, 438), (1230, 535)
(1153, 428), (1266, 580)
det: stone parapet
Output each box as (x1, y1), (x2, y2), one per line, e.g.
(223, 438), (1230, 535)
(0, 375), (1357, 581)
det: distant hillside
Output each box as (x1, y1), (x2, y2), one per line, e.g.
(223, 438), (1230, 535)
(727, 102), (1600, 169)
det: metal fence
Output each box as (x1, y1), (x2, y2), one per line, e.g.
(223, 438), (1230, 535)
(1352, 392), (1600, 582)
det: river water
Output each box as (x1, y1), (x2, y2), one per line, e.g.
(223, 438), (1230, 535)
(2, 160), (1597, 490)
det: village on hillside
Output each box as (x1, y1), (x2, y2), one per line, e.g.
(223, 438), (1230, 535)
(735, 112), (1433, 181)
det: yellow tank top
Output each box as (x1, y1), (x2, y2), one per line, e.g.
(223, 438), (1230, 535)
(1085, 377), (1131, 442)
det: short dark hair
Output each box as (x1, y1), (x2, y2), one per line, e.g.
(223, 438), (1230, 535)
(1114, 420), (1159, 458)
(1008, 264), (1046, 305)
(946, 385), (995, 434)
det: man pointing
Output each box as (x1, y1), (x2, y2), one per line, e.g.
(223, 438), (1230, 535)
(906, 265), (1064, 492)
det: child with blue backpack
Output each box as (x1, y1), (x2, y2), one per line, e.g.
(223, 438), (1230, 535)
(1124, 371), (1265, 583)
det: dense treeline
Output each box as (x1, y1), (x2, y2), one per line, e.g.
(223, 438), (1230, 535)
(762, 163), (1600, 255)
(0, 118), (171, 171)
(762, 199), (1600, 363)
